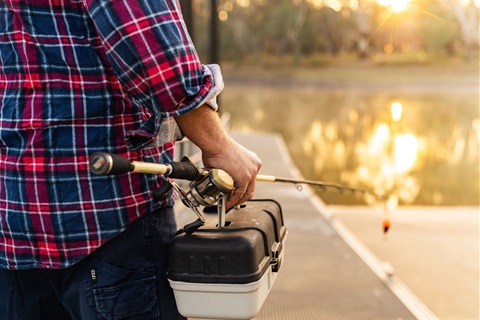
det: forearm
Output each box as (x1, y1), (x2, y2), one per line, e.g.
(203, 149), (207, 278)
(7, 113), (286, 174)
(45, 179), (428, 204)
(174, 105), (233, 157)
(174, 105), (262, 208)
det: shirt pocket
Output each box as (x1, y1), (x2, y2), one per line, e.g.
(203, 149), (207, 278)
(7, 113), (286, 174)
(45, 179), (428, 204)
(126, 115), (159, 151)
(93, 277), (158, 320)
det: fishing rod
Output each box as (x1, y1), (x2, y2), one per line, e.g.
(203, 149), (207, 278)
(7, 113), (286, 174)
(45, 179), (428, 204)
(89, 152), (387, 199)
(89, 152), (390, 234)
(256, 174), (387, 201)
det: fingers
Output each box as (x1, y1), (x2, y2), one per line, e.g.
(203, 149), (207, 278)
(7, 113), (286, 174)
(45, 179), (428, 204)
(226, 179), (257, 209)
(200, 140), (262, 209)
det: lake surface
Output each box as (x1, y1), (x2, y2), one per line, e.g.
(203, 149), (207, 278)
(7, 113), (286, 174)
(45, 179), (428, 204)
(220, 68), (479, 206)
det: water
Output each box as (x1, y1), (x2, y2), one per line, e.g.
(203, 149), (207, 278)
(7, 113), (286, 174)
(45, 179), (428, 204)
(221, 76), (479, 206)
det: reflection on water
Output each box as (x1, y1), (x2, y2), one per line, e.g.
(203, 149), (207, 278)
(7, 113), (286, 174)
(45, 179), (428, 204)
(222, 87), (479, 205)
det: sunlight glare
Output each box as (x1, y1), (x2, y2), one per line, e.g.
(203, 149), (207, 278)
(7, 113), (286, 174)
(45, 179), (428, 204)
(325, 123), (338, 140)
(224, 0), (234, 11)
(302, 139), (313, 156)
(236, 0), (250, 8)
(391, 0), (410, 12)
(218, 10), (228, 21)
(376, 0), (411, 12)
(394, 133), (418, 174)
(398, 176), (420, 204)
(377, 0), (392, 6)
(311, 121), (322, 140)
(368, 123), (390, 156)
(391, 101), (403, 122)
(455, 0), (480, 8)
(349, 0), (359, 10)
(384, 43), (394, 54)
(308, 0), (323, 9)
(325, 0), (343, 11)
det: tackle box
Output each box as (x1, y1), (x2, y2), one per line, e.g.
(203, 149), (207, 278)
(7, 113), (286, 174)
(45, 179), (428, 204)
(168, 199), (287, 319)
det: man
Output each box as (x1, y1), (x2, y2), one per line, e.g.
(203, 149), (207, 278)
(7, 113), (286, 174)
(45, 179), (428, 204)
(0, 1), (261, 319)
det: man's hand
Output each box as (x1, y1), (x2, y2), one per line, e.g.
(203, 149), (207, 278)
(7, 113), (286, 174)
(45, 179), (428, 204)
(201, 138), (261, 208)
(174, 105), (262, 208)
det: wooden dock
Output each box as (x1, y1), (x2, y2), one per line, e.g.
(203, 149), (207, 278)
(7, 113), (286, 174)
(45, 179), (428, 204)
(176, 132), (437, 319)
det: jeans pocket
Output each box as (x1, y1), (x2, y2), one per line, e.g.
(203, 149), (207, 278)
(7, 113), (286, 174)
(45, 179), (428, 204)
(93, 277), (157, 320)
(90, 258), (159, 320)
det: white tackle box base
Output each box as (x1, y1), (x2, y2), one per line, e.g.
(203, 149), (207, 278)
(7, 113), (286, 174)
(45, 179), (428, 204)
(169, 262), (279, 320)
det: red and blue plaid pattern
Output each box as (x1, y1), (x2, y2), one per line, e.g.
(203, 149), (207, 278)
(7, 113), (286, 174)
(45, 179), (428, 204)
(0, 0), (217, 269)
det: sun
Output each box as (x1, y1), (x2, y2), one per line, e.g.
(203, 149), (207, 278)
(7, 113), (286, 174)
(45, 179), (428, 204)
(376, 0), (411, 12)
(391, 0), (410, 12)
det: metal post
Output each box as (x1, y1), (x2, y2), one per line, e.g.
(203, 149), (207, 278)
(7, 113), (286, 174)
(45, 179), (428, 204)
(209, 0), (221, 110)
(210, 0), (219, 64)
(179, 0), (194, 41)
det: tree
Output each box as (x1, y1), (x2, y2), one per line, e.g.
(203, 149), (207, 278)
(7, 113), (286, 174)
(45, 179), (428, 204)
(441, 0), (479, 60)
(192, 0), (478, 62)
(350, 4), (375, 58)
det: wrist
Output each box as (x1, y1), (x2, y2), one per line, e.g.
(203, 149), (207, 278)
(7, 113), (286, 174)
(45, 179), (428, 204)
(174, 104), (232, 155)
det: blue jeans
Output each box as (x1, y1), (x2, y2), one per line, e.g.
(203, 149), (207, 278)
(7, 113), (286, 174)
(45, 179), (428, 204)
(0, 207), (186, 320)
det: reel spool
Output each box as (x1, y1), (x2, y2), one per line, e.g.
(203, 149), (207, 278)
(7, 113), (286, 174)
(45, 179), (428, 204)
(185, 168), (234, 207)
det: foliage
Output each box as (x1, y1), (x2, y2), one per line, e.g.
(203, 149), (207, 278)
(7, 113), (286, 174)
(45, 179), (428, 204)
(190, 0), (478, 63)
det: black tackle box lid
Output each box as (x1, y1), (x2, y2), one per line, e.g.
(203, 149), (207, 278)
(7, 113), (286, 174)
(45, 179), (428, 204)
(168, 199), (286, 284)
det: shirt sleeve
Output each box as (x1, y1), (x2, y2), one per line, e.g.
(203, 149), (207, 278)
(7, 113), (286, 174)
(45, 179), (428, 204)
(82, 0), (222, 117)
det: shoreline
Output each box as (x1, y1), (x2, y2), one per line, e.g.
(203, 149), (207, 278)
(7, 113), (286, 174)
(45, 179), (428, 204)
(222, 64), (479, 93)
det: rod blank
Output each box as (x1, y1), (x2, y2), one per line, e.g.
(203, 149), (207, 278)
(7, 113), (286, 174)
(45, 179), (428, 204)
(256, 174), (386, 200)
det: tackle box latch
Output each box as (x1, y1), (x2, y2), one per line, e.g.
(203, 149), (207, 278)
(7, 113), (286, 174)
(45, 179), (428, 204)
(271, 242), (283, 272)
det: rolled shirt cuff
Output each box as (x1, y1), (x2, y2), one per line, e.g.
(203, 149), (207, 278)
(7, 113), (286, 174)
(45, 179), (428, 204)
(199, 64), (224, 111)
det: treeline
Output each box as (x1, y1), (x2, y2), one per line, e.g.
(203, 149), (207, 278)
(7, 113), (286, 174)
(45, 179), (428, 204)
(187, 0), (479, 63)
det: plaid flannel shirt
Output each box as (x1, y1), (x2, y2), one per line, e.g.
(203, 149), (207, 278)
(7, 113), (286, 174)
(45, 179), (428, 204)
(0, 0), (222, 269)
